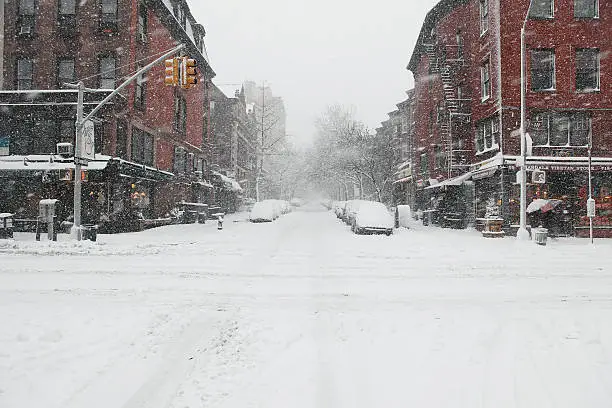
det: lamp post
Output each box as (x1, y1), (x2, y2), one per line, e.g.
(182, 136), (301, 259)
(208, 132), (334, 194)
(517, 0), (534, 240)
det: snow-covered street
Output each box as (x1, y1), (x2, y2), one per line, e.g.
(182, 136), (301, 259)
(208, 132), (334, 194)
(2, 205), (612, 408)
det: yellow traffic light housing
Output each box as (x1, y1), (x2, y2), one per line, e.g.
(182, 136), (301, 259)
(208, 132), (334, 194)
(181, 57), (198, 89)
(164, 58), (179, 86)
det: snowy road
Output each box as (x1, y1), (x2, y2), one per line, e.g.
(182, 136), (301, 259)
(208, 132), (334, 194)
(2, 206), (612, 407)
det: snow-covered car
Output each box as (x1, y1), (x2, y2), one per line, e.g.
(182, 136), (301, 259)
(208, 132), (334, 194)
(352, 201), (394, 235)
(343, 200), (367, 225)
(333, 201), (346, 218)
(249, 200), (280, 222)
(290, 198), (303, 207)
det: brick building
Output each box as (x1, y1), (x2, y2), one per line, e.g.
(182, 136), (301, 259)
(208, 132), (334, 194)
(407, 0), (611, 236)
(210, 84), (257, 200)
(0, 0), (220, 230)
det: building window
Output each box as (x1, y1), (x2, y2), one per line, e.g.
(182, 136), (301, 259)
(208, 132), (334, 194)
(434, 145), (446, 170)
(58, 0), (76, 34)
(137, 3), (147, 43)
(575, 0), (598, 18)
(16, 58), (33, 90)
(479, 0), (488, 35)
(456, 31), (464, 59)
(18, 0), (36, 36)
(134, 69), (146, 109)
(475, 116), (500, 153)
(576, 48), (600, 92)
(100, 0), (118, 32)
(174, 93), (187, 134)
(99, 55), (116, 89)
(57, 58), (75, 87)
(173, 146), (187, 174)
(529, 0), (554, 19)
(420, 153), (429, 176)
(131, 128), (154, 166)
(531, 49), (555, 91)
(59, 119), (75, 144)
(116, 120), (127, 158)
(529, 111), (590, 147)
(173, 2), (186, 28)
(480, 59), (491, 101)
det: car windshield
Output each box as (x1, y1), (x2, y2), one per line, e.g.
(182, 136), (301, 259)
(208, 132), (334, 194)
(1, 0), (611, 407)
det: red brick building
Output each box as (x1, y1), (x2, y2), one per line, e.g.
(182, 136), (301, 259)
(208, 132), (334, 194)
(407, 0), (611, 236)
(0, 0), (219, 230)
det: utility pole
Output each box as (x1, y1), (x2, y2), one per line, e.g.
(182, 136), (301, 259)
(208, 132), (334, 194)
(72, 82), (84, 239)
(517, 0), (534, 241)
(69, 44), (185, 240)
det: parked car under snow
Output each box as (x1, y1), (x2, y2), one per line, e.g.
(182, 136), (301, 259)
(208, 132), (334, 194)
(352, 201), (394, 235)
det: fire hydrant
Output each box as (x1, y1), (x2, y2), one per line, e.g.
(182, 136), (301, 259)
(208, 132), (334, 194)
(216, 213), (224, 230)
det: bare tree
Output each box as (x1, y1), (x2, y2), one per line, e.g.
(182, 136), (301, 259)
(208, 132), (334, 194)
(253, 87), (286, 201)
(310, 105), (400, 204)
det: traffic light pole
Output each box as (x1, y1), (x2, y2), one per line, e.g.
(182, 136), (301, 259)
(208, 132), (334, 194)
(69, 43), (185, 240)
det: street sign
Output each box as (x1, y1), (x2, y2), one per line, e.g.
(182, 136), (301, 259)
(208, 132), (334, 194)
(59, 169), (73, 181)
(80, 120), (95, 161)
(532, 170), (546, 184)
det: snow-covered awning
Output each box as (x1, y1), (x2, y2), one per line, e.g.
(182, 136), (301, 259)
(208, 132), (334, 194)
(212, 171), (243, 192)
(425, 172), (472, 189)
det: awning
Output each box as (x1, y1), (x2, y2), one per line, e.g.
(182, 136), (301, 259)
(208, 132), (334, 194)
(193, 180), (214, 189)
(212, 171), (243, 192)
(393, 176), (412, 184)
(425, 172), (472, 190)
(527, 199), (563, 213)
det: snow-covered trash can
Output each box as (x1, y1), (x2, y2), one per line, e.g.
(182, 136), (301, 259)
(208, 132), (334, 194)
(534, 227), (548, 246)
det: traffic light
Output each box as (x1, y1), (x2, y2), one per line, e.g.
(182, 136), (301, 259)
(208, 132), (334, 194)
(181, 57), (198, 89)
(164, 58), (179, 86)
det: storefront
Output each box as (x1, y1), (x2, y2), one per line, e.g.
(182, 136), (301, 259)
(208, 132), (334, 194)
(0, 155), (174, 233)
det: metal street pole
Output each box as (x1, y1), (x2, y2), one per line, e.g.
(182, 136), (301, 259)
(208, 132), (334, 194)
(517, 1), (533, 241)
(69, 44), (185, 240)
(588, 125), (594, 244)
(72, 81), (84, 240)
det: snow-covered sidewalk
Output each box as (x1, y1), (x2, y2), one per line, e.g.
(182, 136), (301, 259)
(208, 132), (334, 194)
(1, 209), (612, 408)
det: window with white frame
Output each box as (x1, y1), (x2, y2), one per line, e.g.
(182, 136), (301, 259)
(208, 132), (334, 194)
(100, 0), (117, 23)
(99, 55), (116, 89)
(574, 0), (598, 18)
(137, 2), (147, 42)
(529, 0), (554, 19)
(134, 67), (146, 109)
(480, 59), (491, 101)
(479, 0), (488, 35)
(18, 0), (36, 36)
(16, 58), (33, 90)
(531, 49), (555, 91)
(57, 58), (75, 87)
(475, 116), (499, 153)
(529, 111), (590, 146)
(576, 48), (600, 92)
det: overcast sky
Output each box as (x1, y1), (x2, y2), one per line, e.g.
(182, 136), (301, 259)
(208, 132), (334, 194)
(189, 0), (440, 146)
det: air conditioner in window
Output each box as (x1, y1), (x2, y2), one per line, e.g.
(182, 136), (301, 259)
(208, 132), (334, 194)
(19, 24), (32, 35)
(56, 142), (74, 157)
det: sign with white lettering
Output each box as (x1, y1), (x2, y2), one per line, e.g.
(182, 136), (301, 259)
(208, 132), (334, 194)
(532, 170), (546, 184)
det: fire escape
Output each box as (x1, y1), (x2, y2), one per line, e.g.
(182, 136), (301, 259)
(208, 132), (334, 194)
(424, 42), (472, 179)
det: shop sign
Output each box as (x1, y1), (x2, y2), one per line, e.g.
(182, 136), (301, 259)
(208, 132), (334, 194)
(532, 170), (546, 184)
(0, 135), (9, 156)
(526, 164), (612, 171)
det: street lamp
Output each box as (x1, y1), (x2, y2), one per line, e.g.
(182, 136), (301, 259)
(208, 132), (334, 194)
(517, 0), (534, 241)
